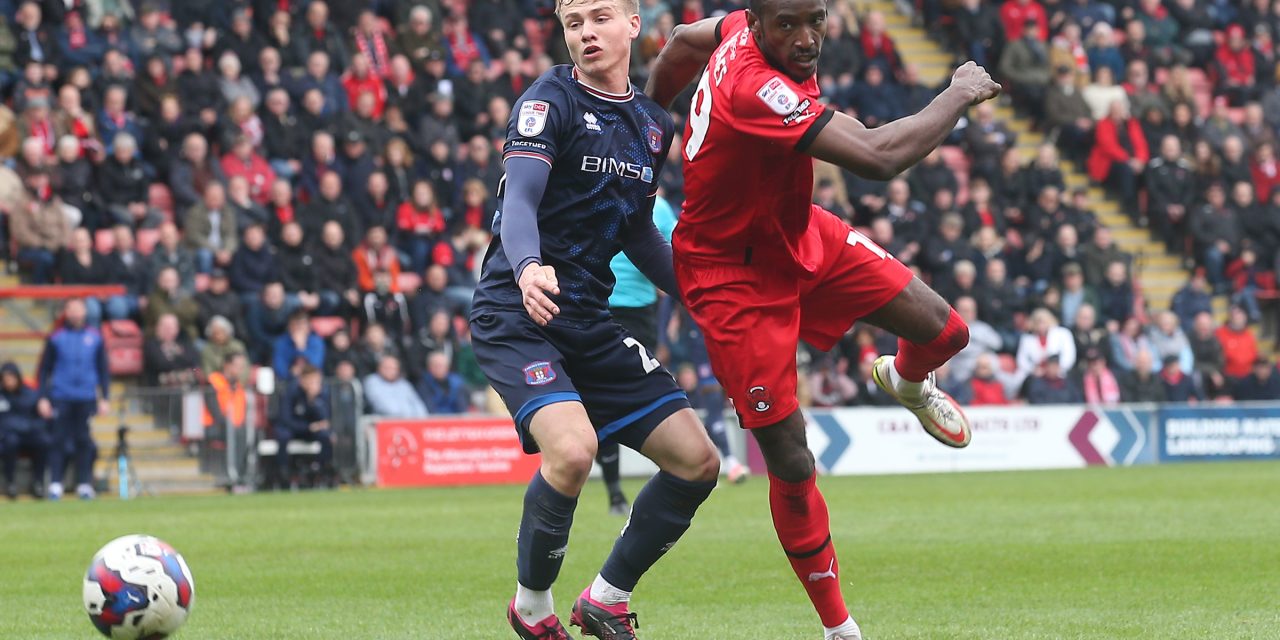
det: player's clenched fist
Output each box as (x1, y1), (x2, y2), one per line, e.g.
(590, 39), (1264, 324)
(518, 263), (561, 326)
(952, 61), (1002, 105)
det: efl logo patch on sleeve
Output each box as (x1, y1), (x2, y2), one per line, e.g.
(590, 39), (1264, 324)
(517, 100), (550, 137)
(523, 361), (557, 386)
(756, 77), (800, 116)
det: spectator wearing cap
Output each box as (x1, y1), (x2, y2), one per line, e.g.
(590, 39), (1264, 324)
(336, 127), (379, 199)
(199, 315), (247, 377)
(365, 355), (429, 418)
(184, 182), (238, 274)
(1216, 304), (1259, 380)
(1088, 98), (1148, 215)
(221, 135), (275, 205)
(1158, 353), (1200, 402)
(1216, 24), (1257, 106)
(11, 169), (70, 284)
(1116, 349), (1163, 402)
(1233, 356), (1280, 400)
(273, 309), (324, 383)
(1026, 354), (1084, 404)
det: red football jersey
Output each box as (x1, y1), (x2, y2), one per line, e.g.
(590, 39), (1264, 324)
(673, 10), (833, 275)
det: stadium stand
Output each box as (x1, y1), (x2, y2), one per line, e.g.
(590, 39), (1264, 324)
(0, 0), (1277, 494)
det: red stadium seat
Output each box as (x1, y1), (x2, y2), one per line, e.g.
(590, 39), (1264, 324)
(102, 320), (144, 377)
(309, 317), (347, 338)
(94, 229), (115, 254)
(136, 228), (160, 255)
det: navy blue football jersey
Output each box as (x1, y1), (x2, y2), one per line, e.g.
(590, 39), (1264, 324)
(472, 65), (676, 321)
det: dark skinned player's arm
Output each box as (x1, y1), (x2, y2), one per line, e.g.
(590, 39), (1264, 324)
(804, 85), (977, 181)
(645, 16), (723, 109)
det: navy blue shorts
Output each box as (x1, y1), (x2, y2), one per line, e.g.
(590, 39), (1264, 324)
(471, 309), (690, 455)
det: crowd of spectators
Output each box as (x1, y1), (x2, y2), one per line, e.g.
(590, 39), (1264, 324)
(0, 0), (1277, 426)
(801, 0), (1280, 407)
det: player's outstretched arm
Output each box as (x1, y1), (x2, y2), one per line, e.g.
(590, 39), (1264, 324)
(645, 17), (722, 109)
(806, 62), (1001, 180)
(622, 198), (682, 303)
(501, 156), (561, 326)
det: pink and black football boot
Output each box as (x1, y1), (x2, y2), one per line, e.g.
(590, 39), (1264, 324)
(507, 599), (570, 640)
(569, 587), (639, 639)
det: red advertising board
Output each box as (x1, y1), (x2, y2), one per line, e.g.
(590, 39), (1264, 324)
(375, 417), (541, 487)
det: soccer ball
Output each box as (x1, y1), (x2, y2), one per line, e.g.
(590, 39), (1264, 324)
(82, 534), (195, 639)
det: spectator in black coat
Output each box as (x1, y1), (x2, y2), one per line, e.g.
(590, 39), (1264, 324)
(277, 222), (322, 313)
(1191, 181), (1242, 292)
(95, 133), (158, 229)
(103, 225), (148, 321)
(260, 88), (305, 181)
(175, 48), (223, 127)
(1234, 357), (1280, 400)
(845, 63), (902, 128)
(409, 265), (456, 331)
(56, 229), (110, 325)
(1159, 354), (1201, 402)
(300, 170), (361, 246)
(0, 360), (49, 499)
(452, 60), (498, 138)
(311, 221), (361, 317)
(353, 171), (400, 233)
(146, 222), (197, 295)
(1026, 355), (1085, 404)
(1096, 260), (1136, 327)
(228, 224), (279, 301)
(291, 2), (351, 71)
(54, 136), (99, 228)
(196, 269), (247, 342)
(954, 0), (1002, 67)
(907, 148), (958, 205)
(1121, 350), (1166, 402)
(1146, 135), (1196, 251)
(921, 213), (975, 277)
(168, 132), (226, 214)
(245, 281), (293, 365)
(964, 102), (1018, 183)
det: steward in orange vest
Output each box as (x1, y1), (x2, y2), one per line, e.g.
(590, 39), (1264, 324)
(203, 353), (247, 432)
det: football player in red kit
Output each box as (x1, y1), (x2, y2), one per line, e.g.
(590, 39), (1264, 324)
(647, 1), (1001, 637)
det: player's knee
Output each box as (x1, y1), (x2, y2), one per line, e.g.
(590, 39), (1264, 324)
(675, 444), (720, 483)
(543, 441), (597, 489)
(765, 446), (815, 483)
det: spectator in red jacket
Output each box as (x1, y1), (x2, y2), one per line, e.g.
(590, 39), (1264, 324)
(1088, 99), (1149, 215)
(341, 53), (388, 118)
(395, 180), (447, 273)
(1000, 0), (1048, 43)
(1215, 304), (1258, 380)
(969, 354), (1011, 405)
(1215, 24), (1256, 106)
(858, 11), (901, 78)
(1250, 142), (1280, 201)
(221, 136), (276, 205)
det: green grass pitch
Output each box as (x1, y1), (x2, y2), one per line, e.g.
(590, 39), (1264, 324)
(3, 462), (1279, 639)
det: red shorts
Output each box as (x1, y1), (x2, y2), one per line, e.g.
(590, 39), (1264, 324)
(675, 206), (914, 428)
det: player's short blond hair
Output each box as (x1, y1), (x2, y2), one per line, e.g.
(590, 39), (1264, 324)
(556, 0), (639, 19)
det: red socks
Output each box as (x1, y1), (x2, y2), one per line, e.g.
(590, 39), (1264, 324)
(894, 308), (970, 382)
(768, 473), (849, 628)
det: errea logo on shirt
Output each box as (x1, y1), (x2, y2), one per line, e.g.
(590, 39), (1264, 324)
(756, 77), (800, 116)
(583, 112), (602, 132)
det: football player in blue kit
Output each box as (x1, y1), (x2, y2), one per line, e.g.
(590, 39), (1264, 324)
(468, 0), (721, 637)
